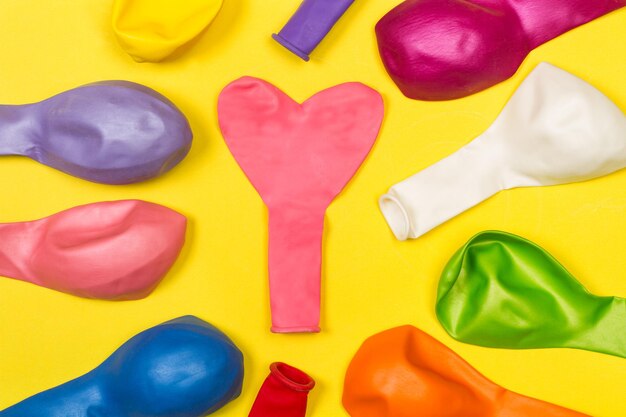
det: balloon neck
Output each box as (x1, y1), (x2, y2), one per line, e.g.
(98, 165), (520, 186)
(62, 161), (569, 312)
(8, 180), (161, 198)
(267, 205), (326, 333)
(273, 0), (355, 61)
(249, 362), (314, 417)
(380, 131), (507, 240)
(0, 105), (36, 156)
(0, 221), (40, 283)
(497, 389), (589, 417)
(506, 0), (626, 49)
(0, 372), (108, 416)
(567, 296), (626, 359)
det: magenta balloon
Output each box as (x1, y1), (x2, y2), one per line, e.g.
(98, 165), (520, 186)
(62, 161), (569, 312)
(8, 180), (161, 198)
(375, 0), (625, 101)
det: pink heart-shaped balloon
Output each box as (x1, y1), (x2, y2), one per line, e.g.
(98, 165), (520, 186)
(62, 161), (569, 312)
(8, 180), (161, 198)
(218, 77), (384, 333)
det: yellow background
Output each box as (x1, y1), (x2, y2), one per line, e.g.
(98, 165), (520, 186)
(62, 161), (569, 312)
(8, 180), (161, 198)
(1, 1), (625, 416)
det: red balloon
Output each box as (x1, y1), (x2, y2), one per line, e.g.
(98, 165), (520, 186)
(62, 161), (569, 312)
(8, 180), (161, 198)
(249, 363), (315, 417)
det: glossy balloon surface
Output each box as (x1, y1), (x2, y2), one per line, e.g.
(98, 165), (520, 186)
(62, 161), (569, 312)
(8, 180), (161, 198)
(0, 200), (186, 300)
(249, 362), (315, 417)
(0, 81), (192, 184)
(273, 0), (355, 61)
(113, 0), (223, 62)
(375, 0), (626, 100)
(437, 231), (626, 358)
(218, 76), (383, 332)
(379, 63), (626, 240)
(0, 316), (244, 417)
(343, 326), (587, 417)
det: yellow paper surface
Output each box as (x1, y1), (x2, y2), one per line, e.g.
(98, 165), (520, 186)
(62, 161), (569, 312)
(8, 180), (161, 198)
(0, 1), (625, 416)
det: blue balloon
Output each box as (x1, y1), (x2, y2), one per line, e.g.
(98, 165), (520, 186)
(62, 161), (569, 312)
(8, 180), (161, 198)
(0, 316), (244, 417)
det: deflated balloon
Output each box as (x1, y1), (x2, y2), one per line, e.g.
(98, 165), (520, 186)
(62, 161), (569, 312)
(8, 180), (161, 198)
(437, 231), (626, 358)
(0, 316), (244, 417)
(272, 0), (355, 61)
(113, 0), (224, 62)
(0, 81), (192, 184)
(0, 200), (187, 300)
(379, 63), (626, 240)
(248, 362), (315, 417)
(343, 326), (588, 417)
(218, 76), (383, 333)
(376, 0), (626, 100)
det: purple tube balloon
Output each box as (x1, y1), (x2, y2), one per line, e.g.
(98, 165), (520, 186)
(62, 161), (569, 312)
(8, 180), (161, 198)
(273, 0), (355, 61)
(0, 81), (192, 184)
(376, 0), (626, 101)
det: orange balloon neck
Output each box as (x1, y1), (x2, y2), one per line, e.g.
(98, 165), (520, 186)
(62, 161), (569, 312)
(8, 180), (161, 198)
(495, 390), (590, 417)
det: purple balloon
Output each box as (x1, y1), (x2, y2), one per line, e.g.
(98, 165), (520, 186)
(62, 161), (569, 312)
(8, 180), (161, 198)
(273, 0), (355, 61)
(0, 81), (192, 184)
(376, 0), (626, 101)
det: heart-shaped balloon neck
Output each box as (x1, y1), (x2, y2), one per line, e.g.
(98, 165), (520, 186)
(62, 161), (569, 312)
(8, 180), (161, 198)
(112, 0), (224, 62)
(218, 77), (384, 333)
(0, 200), (186, 300)
(437, 231), (626, 358)
(376, 0), (626, 100)
(380, 63), (626, 240)
(0, 316), (244, 417)
(343, 326), (589, 417)
(0, 81), (192, 184)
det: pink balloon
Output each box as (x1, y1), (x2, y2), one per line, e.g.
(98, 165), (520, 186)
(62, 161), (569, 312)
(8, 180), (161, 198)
(0, 200), (186, 300)
(218, 77), (384, 333)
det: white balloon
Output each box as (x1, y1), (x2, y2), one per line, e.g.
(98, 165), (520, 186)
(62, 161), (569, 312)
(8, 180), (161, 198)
(379, 63), (626, 240)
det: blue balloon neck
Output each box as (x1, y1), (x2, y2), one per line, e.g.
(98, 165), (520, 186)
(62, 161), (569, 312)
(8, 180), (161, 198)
(0, 371), (120, 417)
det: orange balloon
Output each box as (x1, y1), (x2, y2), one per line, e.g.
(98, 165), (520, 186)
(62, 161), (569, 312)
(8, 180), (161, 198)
(343, 326), (588, 417)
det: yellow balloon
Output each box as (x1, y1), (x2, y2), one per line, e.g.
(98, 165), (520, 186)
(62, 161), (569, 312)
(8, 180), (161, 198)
(112, 0), (224, 62)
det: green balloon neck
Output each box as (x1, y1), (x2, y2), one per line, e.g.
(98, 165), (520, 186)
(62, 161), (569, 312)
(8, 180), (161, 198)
(568, 296), (625, 357)
(436, 231), (626, 359)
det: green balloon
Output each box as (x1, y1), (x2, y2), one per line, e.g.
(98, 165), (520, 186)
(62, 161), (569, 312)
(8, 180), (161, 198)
(436, 231), (626, 358)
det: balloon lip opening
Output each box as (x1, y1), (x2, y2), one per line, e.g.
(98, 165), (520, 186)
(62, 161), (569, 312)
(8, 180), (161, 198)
(271, 325), (321, 334)
(270, 362), (315, 392)
(272, 33), (310, 61)
(379, 193), (410, 240)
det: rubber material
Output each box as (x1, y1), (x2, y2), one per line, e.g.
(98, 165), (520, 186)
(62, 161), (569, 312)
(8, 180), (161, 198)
(343, 325), (588, 417)
(0, 81), (192, 184)
(0, 316), (244, 417)
(249, 362), (315, 417)
(112, 0), (223, 62)
(273, 0), (355, 61)
(376, 0), (626, 100)
(0, 200), (186, 300)
(380, 63), (626, 240)
(218, 76), (383, 332)
(437, 230), (626, 358)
